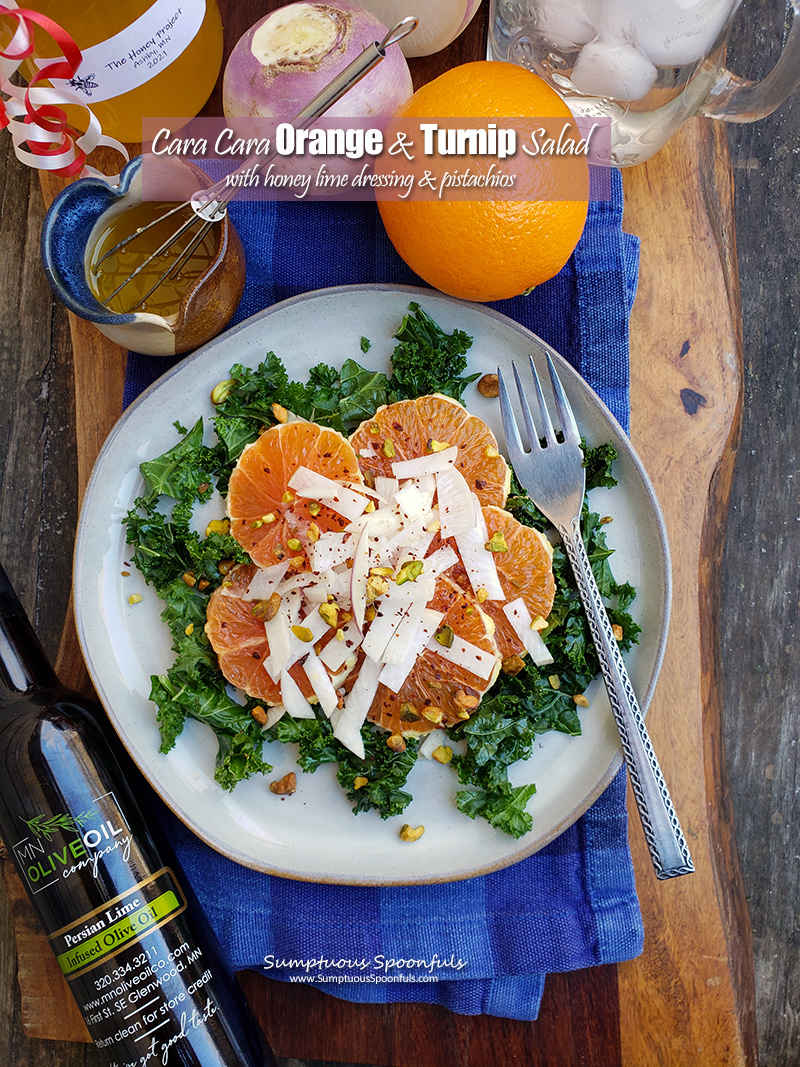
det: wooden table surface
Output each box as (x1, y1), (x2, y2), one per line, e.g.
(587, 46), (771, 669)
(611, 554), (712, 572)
(1, 1), (799, 1064)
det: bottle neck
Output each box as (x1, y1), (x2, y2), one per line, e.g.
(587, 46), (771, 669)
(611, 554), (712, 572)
(0, 562), (59, 703)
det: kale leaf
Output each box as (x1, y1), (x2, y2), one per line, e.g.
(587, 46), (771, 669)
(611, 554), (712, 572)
(211, 354), (389, 440)
(388, 302), (479, 403)
(456, 783), (538, 839)
(268, 714), (416, 819)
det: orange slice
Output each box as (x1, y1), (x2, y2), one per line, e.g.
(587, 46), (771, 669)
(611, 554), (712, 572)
(205, 563), (298, 703)
(368, 576), (500, 736)
(227, 421), (364, 569)
(350, 394), (510, 507)
(449, 505), (555, 660)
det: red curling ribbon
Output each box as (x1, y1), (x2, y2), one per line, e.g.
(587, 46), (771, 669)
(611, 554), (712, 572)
(0, 3), (127, 178)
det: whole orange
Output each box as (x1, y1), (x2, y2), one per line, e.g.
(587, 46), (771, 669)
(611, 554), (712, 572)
(378, 62), (589, 303)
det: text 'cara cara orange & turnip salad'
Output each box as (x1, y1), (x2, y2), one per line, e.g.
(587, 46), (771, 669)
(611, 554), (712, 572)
(125, 304), (640, 839)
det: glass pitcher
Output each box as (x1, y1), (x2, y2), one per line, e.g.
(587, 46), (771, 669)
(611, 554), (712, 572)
(488, 0), (800, 165)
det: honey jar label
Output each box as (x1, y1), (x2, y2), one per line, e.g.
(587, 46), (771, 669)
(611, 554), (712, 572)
(34, 0), (206, 103)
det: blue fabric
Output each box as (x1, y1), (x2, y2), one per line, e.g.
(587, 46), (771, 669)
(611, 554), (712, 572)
(124, 167), (643, 1021)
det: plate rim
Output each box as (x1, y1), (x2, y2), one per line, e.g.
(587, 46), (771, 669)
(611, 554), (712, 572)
(74, 282), (671, 885)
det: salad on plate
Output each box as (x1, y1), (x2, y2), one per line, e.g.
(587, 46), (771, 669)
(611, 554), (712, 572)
(123, 303), (640, 840)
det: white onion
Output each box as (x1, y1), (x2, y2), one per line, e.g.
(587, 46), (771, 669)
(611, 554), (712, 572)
(223, 1), (413, 120)
(357, 0), (483, 57)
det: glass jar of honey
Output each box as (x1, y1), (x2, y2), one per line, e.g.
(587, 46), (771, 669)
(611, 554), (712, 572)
(11, 0), (223, 143)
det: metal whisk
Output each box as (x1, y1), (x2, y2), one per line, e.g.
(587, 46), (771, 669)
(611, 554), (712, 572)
(95, 16), (418, 313)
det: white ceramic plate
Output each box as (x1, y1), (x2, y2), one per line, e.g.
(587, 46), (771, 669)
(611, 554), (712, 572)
(74, 284), (670, 885)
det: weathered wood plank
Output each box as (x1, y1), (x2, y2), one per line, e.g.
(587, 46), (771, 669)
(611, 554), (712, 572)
(723, 3), (800, 1064)
(620, 117), (756, 1066)
(0, 114), (95, 1067)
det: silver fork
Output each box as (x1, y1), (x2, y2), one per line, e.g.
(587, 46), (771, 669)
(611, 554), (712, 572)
(498, 354), (694, 880)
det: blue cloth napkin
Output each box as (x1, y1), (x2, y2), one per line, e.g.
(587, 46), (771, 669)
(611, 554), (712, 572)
(124, 168), (643, 1022)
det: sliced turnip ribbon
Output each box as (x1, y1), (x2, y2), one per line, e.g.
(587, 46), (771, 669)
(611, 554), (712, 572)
(311, 531), (353, 571)
(380, 598), (432, 668)
(428, 632), (499, 682)
(454, 501), (505, 601)
(393, 482), (431, 521)
(288, 466), (370, 521)
(264, 611), (293, 682)
(302, 649), (340, 717)
(279, 669), (316, 718)
(391, 446), (457, 479)
(436, 465), (477, 539)
(304, 583), (331, 604)
(374, 476), (399, 500)
(264, 598), (328, 681)
(296, 606), (332, 645)
(344, 510), (402, 539)
(265, 706), (287, 728)
(331, 656), (383, 760)
(360, 580), (432, 662)
(349, 524), (373, 633)
(415, 473), (437, 513)
(279, 570), (317, 593)
(281, 587), (305, 626)
(423, 545), (459, 580)
(240, 561), (290, 599)
(503, 598), (555, 666)
(418, 729), (446, 758)
(319, 618), (363, 671)
(379, 607), (445, 691)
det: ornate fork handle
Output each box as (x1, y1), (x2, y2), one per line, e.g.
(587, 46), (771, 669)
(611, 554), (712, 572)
(559, 517), (695, 880)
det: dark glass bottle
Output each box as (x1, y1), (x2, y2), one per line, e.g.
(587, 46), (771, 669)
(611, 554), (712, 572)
(0, 561), (276, 1066)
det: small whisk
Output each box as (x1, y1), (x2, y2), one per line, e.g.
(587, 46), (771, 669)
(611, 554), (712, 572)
(94, 16), (418, 313)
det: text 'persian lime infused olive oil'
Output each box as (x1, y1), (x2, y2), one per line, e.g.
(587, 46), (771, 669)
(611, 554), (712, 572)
(0, 561), (275, 1066)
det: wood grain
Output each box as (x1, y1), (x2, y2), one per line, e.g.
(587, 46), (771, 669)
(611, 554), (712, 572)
(619, 120), (756, 1066)
(0, 128), (93, 1067)
(720, 6), (800, 1064)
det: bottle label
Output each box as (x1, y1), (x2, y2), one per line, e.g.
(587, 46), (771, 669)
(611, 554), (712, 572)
(33, 0), (207, 104)
(11, 789), (238, 1063)
(11, 789), (138, 896)
(49, 867), (186, 979)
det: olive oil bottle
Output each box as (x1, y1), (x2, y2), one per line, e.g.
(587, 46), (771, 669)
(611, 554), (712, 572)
(0, 561), (275, 1066)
